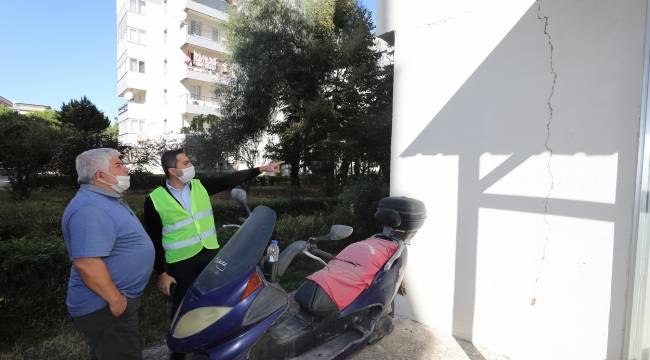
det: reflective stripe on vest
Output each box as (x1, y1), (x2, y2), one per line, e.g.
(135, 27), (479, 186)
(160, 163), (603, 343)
(149, 179), (219, 263)
(162, 209), (214, 234)
(162, 228), (217, 251)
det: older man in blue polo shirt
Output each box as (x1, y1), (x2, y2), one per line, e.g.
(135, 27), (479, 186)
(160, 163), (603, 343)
(62, 148), (154, 360)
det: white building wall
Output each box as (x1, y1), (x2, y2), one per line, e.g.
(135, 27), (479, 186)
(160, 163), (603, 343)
(380, 0), (647, 359)
(116, 0), (229, 149)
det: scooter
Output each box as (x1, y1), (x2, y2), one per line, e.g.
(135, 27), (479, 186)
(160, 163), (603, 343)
(167, 188), (426, 359)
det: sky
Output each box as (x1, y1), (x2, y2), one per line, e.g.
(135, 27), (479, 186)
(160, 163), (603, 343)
(0, 0), (376, 122)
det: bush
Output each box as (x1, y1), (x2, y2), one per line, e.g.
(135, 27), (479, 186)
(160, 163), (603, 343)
(0, 193), (68, 241)
(128, 171), (166, 191)
(29, 175), (77, 189)
(329, 175), (389, 237)
(0, 235), (71, 347)
(211, 197), (337, 225)
(272, 214), (330, 248)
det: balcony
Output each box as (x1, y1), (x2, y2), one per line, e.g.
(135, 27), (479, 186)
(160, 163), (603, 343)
(181, 94), (222, 116)
(117, 102), (147, 123)
(186, 0), (229, 22)
(185, 33), (227, 54)
(185, 66), (229, 85)
(117, 72), (147, 96)
(118, 132), (150, 146)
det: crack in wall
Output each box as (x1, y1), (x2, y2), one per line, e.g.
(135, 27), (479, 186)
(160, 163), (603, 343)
(416, 9), (480, 29)
(531, 0), (557, 307)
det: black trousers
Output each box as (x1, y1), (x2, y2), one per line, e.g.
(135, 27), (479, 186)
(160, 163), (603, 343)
(73, 297), (142, 360)
(167, 247), (219, 318)
(167, 248), (218, 360)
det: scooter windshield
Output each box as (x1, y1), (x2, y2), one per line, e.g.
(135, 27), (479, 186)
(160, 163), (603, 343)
(194, 205), (277, 294)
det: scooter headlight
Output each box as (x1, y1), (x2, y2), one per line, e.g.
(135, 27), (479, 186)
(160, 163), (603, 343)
(172, 306), (232, 338)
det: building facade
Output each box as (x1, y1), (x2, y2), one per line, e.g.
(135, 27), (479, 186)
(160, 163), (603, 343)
(0, 95), (51, 114)
(378, 0), (650, 359)
(115, 0), (231, 146)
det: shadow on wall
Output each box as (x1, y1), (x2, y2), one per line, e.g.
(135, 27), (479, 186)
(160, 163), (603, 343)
(398, 0), (642, 359)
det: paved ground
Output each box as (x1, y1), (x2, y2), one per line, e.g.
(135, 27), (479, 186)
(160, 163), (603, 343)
(143, 316), (510, 360)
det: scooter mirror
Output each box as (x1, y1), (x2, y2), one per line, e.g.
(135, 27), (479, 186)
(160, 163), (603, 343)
(329, 225), (353, 241)
(231, 188), (251, 215)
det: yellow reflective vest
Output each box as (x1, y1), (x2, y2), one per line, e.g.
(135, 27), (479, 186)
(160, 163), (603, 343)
(149, 179), (218, 263)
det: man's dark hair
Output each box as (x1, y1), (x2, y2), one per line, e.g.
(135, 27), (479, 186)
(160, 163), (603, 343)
(161, 149), (184, 178)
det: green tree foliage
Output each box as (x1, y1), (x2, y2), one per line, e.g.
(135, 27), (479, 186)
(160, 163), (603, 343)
(222, 0), (393, 191)
(28, 109), (60, 126)
(50, 97), (119, 176)
(0, 110), (57, 197)
(57, 96), (110, 133)
(183, 114), (239, 173)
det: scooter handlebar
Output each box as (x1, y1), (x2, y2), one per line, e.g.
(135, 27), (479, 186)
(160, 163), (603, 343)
(310, 248), (334, 261)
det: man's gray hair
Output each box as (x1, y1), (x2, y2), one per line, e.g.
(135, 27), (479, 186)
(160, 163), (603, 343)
(75, 148), (121, 184)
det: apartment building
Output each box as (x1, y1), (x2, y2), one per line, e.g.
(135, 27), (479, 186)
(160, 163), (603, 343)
(115, 0), (231, 145)
(0, 95), (51, 114)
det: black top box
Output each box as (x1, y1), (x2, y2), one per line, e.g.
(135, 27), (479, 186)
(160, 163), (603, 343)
(375, 196), (427, 232)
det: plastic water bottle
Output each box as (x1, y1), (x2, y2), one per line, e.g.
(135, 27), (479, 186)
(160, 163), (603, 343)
(264, 240), (280, 282)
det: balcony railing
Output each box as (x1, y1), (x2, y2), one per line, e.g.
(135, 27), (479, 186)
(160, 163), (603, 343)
(118, 103), (128, 115)
(182, 94), (223, 107)
(186, 65), (230, 84)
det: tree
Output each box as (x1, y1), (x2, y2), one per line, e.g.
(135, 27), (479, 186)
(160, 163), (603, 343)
(223, 0), (332, 186)
(183, 114), (240, 174)
(57, 96), (110, 133)
(50, 97), (118, 176)
(0, 110), (57, 197)
(223, 0), (393, 190)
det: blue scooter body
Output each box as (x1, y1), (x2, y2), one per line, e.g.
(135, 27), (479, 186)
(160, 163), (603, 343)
(167, 205), (409, 360)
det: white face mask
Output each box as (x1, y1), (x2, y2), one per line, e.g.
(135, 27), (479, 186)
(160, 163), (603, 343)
(99, 173), (131, 193)
(176, 165), (195, 184)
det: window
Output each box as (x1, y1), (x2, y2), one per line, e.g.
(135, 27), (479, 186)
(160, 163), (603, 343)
(163, 89), (168, 104)
(129, 0), (145, 15)
(212, 28), (219, 42)
(190, 85), (201, 100)
(163, 28), (167, 43)
(128, 27), (145, 44)
(190, 20), (202, 36)
(129, 58), (145, 73)
(163, 59), (168, 75)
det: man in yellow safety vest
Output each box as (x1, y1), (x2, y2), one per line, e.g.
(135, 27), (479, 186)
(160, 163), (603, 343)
(143, 149), (281, 359)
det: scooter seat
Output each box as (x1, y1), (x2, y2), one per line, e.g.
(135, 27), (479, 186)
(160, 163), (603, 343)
(306, 237), (398, 310)
(293, 279), (339, 318)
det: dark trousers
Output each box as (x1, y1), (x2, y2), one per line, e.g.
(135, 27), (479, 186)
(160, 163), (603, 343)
(167, 248), (218, 360)
(73, 297), (142, 360)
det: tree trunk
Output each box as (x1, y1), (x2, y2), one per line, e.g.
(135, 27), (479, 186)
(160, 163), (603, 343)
(338, 158), (350, 186)
(353, 161), (361, 176)
(290, 157), (301, 187)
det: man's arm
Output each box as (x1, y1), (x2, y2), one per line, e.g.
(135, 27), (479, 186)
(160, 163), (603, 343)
(202, 168), (261, 196)
(73, 257), (127, 317)
(201, 162), (283, 196)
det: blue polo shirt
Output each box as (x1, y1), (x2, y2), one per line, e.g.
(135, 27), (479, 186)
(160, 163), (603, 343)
(62, 184), (154, 317)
